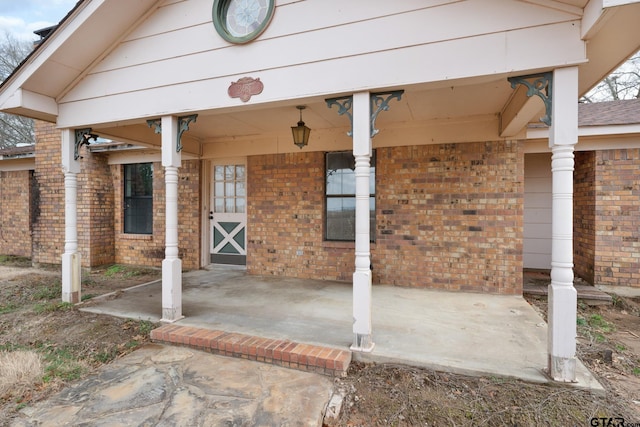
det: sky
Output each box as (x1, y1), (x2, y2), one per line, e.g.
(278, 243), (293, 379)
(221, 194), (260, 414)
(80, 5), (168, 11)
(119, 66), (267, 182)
(0, 0), (78, 41)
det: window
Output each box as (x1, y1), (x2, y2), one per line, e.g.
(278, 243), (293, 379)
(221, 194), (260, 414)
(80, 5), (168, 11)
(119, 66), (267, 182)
(325, 151), (375, 241)
(123, 163), (153, 234)
(213, 164), (246, 213)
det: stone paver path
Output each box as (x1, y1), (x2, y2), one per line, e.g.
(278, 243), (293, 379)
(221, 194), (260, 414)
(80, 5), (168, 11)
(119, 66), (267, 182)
(12, 344), (334, 426)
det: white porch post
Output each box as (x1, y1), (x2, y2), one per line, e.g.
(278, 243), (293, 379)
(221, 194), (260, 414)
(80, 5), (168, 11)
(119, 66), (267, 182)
(61, 129), (81, 303)
(351, 91), (374, 352)
(161, 115), (183, 322)
(548, 66), (579, 382)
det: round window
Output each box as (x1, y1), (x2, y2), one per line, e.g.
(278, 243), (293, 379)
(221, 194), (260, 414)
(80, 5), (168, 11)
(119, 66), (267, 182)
(212, 0), (275, 44)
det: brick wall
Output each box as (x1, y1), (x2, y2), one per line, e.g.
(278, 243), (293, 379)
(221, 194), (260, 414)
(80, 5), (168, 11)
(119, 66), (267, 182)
(78, 152), (115, 267)
(32, 121), (64, 266)
(177, 160), (202, 269)
(593, 149), (640, 288)
(32, 121), (200, 270)
(247, 141), (524, 294)
(32, 121), (117, 268)
(113, 160), (201, 270)
(0, 170), (32, 257)
(375, 142), (524, 294)
(574, 151), (596, 284)
(247, 152), (353, 280)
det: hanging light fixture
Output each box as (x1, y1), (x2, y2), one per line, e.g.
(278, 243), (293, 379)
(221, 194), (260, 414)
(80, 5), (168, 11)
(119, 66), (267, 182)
(291, 105), (311, 149)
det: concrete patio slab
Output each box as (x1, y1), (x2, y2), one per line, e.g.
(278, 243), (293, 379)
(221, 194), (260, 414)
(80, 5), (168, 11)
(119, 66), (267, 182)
(80, 265), (603, 392)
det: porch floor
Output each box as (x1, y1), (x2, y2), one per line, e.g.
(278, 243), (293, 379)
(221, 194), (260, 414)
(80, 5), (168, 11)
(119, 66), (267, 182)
(80, 265), (602, 391)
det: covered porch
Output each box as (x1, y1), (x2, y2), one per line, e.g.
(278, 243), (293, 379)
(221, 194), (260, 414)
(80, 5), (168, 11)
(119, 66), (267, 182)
(3, 0), (640, 387)
(80, 265), (602, 390)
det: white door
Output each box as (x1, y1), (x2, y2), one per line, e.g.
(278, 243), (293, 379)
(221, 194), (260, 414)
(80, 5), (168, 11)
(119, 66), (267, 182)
(210, 161), (247, 265)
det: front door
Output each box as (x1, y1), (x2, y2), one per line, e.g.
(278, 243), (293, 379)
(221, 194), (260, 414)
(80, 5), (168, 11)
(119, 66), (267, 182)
(210, 161), (247, 265)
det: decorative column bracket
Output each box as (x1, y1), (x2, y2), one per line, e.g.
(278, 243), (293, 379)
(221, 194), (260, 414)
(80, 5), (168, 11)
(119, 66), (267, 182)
(326, 90), (404, 138)
(325, 96), (354, 136)
(508, 72), (553, 126)
(177, 115), (198, 152)
(147, 118), (162, 134)
(370, 91), (403, 137)
(74, 128), (98, 160)
(146, 114), (198, 152)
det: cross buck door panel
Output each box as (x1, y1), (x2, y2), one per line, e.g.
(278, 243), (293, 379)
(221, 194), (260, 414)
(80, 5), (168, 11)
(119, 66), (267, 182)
(210, 162), (246, 265)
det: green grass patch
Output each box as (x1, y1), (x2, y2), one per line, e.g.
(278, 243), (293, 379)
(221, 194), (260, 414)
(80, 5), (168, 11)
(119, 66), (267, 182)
(93, 348), (118, 364)
(125, 340), (140, 350)
(0, 343), (27, 352)
(633, 367), (640, 376)
(82, 277), (97, 286)
(81, 294), (97, 302)
(103, 264), (153, 278)
(0, 255), (31, 267)
(0, 303), (19, 315)
(104, 264), (127, 277)
(33, 302), (74, 314)
(40, 345), (85, 382)
(588, 314), (614, 333)
(138, 320), (154, 336)
(32, 282), (61, 301)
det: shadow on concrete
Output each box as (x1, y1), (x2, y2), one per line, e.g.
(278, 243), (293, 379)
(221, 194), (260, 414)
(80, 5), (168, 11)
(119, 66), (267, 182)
(80, 265), (602, 391)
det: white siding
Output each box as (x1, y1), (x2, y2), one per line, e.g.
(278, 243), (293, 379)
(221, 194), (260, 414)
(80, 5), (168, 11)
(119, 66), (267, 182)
(57, 0), (585, 127)
(524, 153), (552, 269)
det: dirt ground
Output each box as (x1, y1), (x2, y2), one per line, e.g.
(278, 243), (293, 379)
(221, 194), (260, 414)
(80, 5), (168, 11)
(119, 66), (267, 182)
(332, 280), (640, 427)
(1, 258), (639, 426)
(0, 258), (161, 425)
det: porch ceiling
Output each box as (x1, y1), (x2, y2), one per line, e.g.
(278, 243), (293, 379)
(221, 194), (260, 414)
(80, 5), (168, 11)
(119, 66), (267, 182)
(94, 76), (517, 150)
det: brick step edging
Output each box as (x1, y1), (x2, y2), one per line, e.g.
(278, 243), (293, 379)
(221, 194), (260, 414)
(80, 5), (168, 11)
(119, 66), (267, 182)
(151, 324), (351, 377)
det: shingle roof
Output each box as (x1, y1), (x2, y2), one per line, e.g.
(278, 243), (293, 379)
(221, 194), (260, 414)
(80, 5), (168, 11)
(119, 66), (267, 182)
(0, 144), (34, 157)
(579, 99), (640, 126)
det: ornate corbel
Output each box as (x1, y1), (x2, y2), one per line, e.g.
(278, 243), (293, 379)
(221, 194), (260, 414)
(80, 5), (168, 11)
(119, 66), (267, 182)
(74, 128), (98, 160)
(508, 72), (553, 126)
(325, 96), (354, 136)
(370, 90), (404, 137)
(177, 115), (198, 153)
(146, 114), (198, 152)
(326, 90), (404, 138)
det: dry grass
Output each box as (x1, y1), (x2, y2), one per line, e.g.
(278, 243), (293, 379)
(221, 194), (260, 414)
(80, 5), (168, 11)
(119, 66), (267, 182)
(0, 351), (44, 399)
(0, 264), (161, 422)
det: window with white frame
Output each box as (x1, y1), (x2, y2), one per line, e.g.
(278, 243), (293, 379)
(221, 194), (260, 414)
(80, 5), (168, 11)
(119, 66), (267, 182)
(325, 151), (375, 241)
(123, 163), (153, 234)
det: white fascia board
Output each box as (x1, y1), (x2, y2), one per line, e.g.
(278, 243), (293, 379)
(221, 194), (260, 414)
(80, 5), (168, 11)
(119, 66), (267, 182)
(106, 150), (162, 165)
(525, 136), (640, 152)
(582, 0), (607, 39)
(521, 0), (583, 15)
(527, 123), (640, 139)
(603, 0), (640, 6)
(583, 0), (640, 39)
(0, 89), (58, 116)
(106, 150), (200, 165)
(0, 157), (35, 171)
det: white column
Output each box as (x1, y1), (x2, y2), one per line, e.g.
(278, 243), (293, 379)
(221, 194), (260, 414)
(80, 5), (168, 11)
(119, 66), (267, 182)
(548, 67), (579, 382)
(351, 92), (374, 352)
(61, 129), (81, 303)
(161, 116), (183, 322)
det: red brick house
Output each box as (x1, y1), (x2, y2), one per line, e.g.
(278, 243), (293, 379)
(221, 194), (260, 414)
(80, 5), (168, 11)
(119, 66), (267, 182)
(1, 0), (640, 382)
(4, 100), (638, 289)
